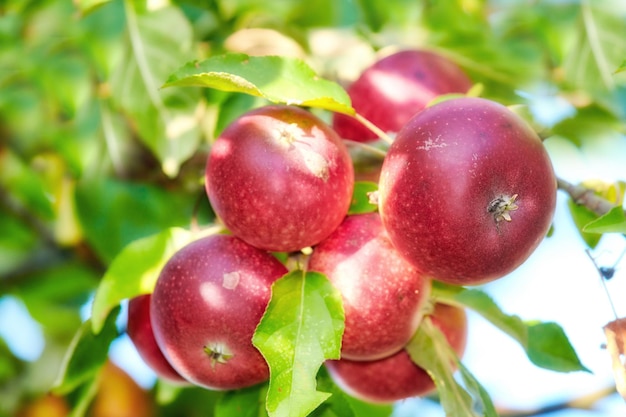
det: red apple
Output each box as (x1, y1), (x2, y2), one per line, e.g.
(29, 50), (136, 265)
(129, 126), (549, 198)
(150, 234), (288, 390)
(127, 294), (188, 384)
(379, 97), (556, 285)
(332, 49), (472, 142)
(308, 213), (431, 360)
(325, 303), (467, 403)
(205, 105), (354, 252)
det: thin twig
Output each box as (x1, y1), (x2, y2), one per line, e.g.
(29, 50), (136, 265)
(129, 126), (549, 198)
(556, 176), (618, 217)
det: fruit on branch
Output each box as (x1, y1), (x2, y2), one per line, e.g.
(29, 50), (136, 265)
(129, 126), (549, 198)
(325, 303), (467, 403)
(127, 294), (188, 384)
(379, 97), (556, 285)
(309, 213), (431, 360)
(332, 49), (472, 142)
(206, 105), (354, 252)
(150, 234), (287, 390)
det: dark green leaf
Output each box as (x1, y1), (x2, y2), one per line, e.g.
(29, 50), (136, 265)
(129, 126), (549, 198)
(215, 384), (268, 417)
(91, 227), (199, 334)
(53, 307), (120, 395)
(163, 54), (354, 115)
(315, 367), (392, 417)
(582, 205), (626, 234)
(252, 270), (345, 417)
(407, 317), (496, 417)
(348, 181), (378, 215)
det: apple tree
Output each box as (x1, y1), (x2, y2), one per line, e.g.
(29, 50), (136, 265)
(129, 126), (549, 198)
(2, 0), (626, 416)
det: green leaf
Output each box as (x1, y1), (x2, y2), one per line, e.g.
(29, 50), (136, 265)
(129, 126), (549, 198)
(432, 282), (527, 345)
(348, 181), (378, 215)
(110, 3), (201, 177)
(53, 307), (120, 395)
(615, 59), (626, 74)
(407, 317), (497, 417)
(582, 205), (626, 234)
(252, 270), (345, 417)
(431, 282), (589, 373)
(315, 367), (393, 417)
(527, 322), (591, 373)
(75, 179), (199, 263)
(91, 227), (199, 334)
(215, 384), (268, 417)
(162, 54), (354, 115)
(567, 199), (602, 248)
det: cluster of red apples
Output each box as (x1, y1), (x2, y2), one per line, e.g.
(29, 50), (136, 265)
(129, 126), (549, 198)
(126, 50), (557, 404)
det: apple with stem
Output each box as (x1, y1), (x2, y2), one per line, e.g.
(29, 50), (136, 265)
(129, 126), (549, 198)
(206, 105), (354, 252)
(333, 49), (472, 142)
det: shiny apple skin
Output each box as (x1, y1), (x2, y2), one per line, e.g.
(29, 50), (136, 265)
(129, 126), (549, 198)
(127, 294), (188, 384)
(309, 213), (431, 360)
(332, 49), (472, 142)
(150, 234), (288, 390)
(325, 303), (467, 403)
(379, 97), (556, 285)
(206, 105), (354, 252)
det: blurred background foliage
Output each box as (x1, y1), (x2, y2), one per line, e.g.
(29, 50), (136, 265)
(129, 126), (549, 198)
(1, 0), (626, 416)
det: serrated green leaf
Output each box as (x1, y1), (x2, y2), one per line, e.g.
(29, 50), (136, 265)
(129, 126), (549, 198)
(582, 205), (626, 234)
(432, 282), (589, 373)
(91, 227), (203, 334)
(407, 317), (495, 417)
(252, 270), (345, 417)
(527, 322), (591, 373)
(215, 384), (268, 417)
(53, 307), (120, 395)
(348, 181), (378, 215)
(163, 54), (354, 115)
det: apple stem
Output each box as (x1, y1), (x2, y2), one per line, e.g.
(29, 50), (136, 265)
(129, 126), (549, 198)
(353, 113), (394, 145)
(343, 139), (388, 158)
(556, 177), (618, 217)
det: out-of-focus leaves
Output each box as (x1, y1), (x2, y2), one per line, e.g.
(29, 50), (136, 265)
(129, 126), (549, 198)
(551, 105), (622, 147)
(52, 308), (119, 395)
(74, 179), (198, 264)
(583, 206), (626, 234)
(252, 270), (344, 417)
(17, 262), (97, 338)
(407, 317), (497, 417)
(109, 2), (202, 177)
(563, 2), (626, 97)
(75, 0), (112, 15)
(163, 54), (354, 115)
(91, 227), (200, 334)
(215, 384), (268, 417)
(348, 181), (378, 215)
